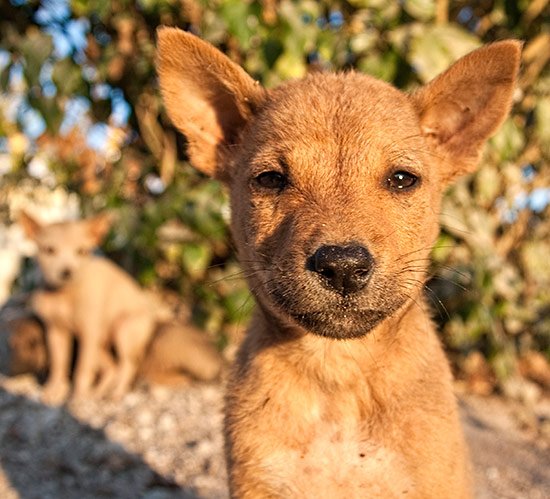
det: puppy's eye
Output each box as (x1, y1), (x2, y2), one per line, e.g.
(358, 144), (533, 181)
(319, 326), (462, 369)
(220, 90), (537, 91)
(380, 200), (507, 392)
(77, 248), (89, 256)
(42, 246), (56, 255)
(254, 171), (288, 191)
(387, 171), (419, 191)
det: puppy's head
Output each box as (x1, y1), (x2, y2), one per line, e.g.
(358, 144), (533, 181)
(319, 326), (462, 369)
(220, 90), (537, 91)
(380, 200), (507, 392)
(8, 316), (48, 376)
(157, 30), (520, 339)
(19, 212), (112, 289)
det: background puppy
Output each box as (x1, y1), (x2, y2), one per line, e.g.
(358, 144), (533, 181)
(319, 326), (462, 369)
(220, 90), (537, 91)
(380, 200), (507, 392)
(19, 211), (157, 403)
(7, 314), (222, 386)
(7, 314), (48, 381)
(157, 29), (520, 498)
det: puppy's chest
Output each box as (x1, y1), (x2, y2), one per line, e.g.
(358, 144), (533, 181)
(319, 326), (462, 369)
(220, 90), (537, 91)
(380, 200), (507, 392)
(258, 418), (415, 498)
(245, 382), (416, 497)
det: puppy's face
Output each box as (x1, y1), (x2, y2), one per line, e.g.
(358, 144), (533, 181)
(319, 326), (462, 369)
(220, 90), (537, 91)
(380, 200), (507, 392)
(19, 213), (111, 289)
(33, 222), (96, 288)
(229, 74), (441, 338)
(157, 30), (520, 339)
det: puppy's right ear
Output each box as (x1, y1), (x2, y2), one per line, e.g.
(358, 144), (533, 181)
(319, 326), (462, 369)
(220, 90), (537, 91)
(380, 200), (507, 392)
(156, 27), (266, 181)
(19, 211), (42, 240)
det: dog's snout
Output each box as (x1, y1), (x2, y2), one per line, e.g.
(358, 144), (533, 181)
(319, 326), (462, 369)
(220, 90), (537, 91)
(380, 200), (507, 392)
(308, 245), (374, 296)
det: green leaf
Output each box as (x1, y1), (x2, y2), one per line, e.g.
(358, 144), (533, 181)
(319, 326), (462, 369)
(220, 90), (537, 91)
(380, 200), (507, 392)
(20, 29), (53, 86)
(220, 0), (253, 49)
(408, 25), (480, 82)
(274, 51), (307, 79)
(0, 64), (10, 92)
(263, 38), (284, 68)
(403, 0), (435, 21)
(489, 118), (525, 162)
(52, 59), (85, 96)
(535, 97), (550, 156)
(28, 95), (63, 133)
(358, 50), (398, 81)
(223, 288), (254, 323)
(181, 242), (212, 280)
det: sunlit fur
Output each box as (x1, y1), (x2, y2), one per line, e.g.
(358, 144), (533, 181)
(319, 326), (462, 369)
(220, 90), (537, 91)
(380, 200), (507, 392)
(157, 29), (521, 499)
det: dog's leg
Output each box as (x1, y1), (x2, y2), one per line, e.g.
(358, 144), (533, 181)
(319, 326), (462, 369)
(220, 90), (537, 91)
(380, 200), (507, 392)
(92, 348), (118, 398)
(72, 335), (101, 399)
(111, 313), (155, 399)
(42, 324), (72, 405)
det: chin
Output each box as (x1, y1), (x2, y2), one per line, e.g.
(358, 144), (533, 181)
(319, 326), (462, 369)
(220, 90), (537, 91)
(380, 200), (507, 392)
(289, 309), (389, 340)
(264, 279), (409, 340)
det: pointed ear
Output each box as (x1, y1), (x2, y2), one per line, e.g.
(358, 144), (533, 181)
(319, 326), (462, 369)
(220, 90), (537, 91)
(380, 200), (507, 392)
(156, 27), (266, 181)
(86, 212), (112, 245)
(19, 211), (43, 240)
(412, 40), (522, 183)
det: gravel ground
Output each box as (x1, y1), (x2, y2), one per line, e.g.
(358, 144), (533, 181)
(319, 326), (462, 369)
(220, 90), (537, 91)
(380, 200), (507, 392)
(0, 376), (227, 499)
(0, 312), (548, 498)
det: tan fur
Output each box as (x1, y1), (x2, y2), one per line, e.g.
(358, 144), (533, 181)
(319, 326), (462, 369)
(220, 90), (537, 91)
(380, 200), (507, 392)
(140, 321), (223, 384)
(157, 28), (521, 498)
(19, 213), (157, 403)
(7, 315), (222, 386)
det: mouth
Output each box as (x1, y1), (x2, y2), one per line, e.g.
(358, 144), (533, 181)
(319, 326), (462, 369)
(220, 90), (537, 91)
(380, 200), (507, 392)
(246, 250), (413, 340)
(266, 284), (404, 340)
(43, 280), (67, 292)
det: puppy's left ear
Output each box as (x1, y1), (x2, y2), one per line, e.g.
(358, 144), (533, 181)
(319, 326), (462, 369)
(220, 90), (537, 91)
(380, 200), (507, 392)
(86, 212), (113, 244)
(412, 40), (522, 183)
(19, 211), (43, 240)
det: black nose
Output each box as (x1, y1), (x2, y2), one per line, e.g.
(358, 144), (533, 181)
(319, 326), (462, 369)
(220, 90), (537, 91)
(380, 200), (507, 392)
(308, 244), (374, 296)
(60, 269), (72, 281)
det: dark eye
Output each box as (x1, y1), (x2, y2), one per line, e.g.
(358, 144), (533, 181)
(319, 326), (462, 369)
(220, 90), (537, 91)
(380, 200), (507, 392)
(387, 170), (419, 191)
(254, 171), (288, 191)
(77, 248), (89, 256)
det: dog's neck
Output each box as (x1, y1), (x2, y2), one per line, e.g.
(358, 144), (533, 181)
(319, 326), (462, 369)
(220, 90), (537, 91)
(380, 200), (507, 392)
(247, 297), (437, 393)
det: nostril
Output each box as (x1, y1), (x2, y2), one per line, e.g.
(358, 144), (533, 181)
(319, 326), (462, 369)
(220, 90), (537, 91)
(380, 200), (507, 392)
(353, 268), (370, 278)
(60, 269), (72, 281)
(319, 267), (335, 279)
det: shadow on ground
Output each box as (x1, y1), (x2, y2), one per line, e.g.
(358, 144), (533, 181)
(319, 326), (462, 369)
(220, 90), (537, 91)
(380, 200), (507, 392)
(0, 387), (197, 499)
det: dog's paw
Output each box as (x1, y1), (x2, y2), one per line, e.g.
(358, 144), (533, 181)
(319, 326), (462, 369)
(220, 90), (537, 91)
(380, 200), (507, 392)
(41, 380), (70, 405)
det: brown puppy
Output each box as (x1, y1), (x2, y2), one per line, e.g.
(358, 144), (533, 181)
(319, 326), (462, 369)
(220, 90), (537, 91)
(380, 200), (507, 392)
(8, 315), (48, 380)
(157, 29), (520, 498)
(7, 315), (222, 386)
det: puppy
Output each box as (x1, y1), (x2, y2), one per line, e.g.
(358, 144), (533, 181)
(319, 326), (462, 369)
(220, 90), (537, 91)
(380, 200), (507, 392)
(7, 314), (222, 386)
(19, 212), (157, 403)
(157, 29), (520, 498)
(7, 314), (48, 381)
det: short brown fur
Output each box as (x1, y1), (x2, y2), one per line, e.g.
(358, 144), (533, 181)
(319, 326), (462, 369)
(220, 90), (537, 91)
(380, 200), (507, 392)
(157, 28), (521, 498)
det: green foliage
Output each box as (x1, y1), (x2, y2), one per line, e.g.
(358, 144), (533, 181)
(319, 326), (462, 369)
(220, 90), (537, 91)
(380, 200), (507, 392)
(0, 0), (548, 388)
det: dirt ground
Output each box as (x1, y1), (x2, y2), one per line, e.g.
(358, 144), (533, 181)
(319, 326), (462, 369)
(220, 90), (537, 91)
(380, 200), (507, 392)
(0, 314), (548, 498)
